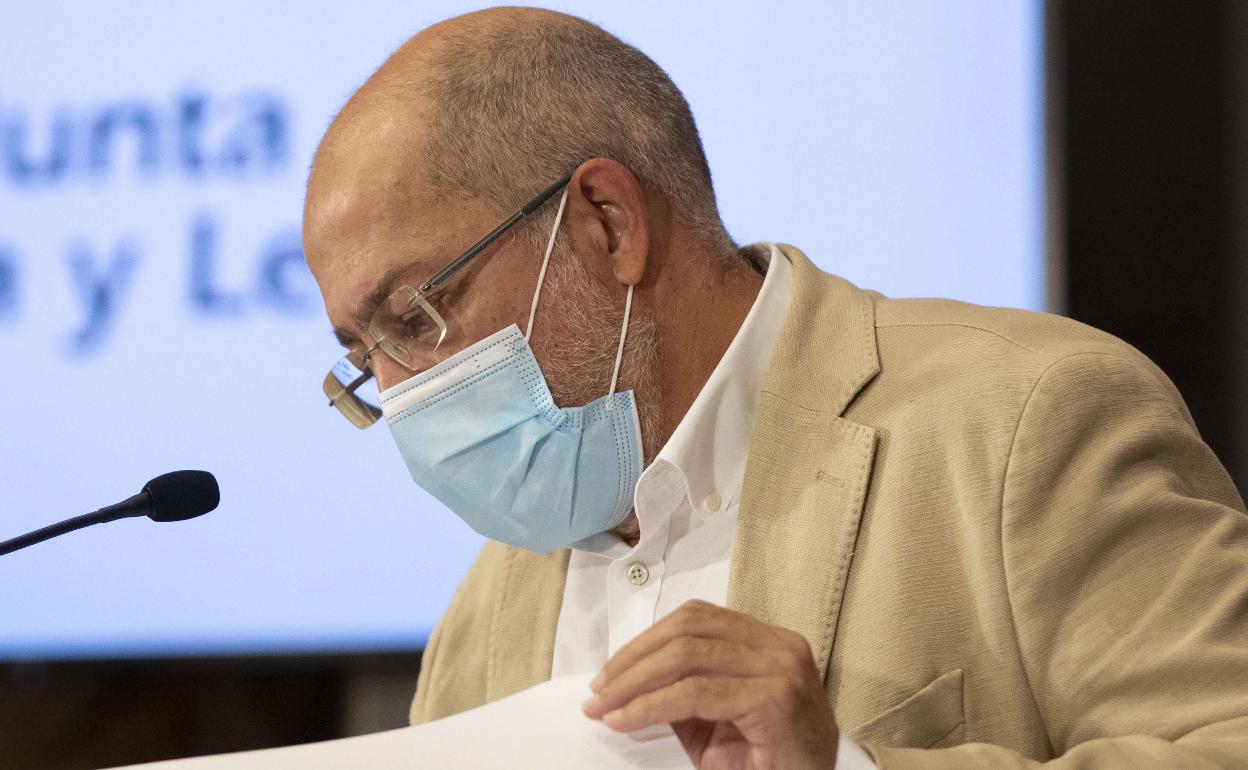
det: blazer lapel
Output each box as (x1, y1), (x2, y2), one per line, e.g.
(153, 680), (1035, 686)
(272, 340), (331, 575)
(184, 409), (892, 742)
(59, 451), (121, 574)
(727, 245), (880, 682)
(486, 545), (570, 702)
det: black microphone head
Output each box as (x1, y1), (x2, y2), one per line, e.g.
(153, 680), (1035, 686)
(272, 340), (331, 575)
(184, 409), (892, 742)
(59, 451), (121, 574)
(143, 471), (220, 523)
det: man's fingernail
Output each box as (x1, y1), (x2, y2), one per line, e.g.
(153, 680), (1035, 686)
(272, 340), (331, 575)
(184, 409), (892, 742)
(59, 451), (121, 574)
(581, 694), (601, 714)
(603, 709), (624, 727)
(589, 671), (605, 691)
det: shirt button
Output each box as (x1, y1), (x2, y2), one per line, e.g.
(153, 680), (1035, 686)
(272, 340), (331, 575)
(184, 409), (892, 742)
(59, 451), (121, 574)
(705, 493), (723, 512)
(626, 562), (650, 586)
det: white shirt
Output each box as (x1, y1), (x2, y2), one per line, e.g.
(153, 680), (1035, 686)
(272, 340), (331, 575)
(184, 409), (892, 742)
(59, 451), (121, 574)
(552, 244), (875, 769)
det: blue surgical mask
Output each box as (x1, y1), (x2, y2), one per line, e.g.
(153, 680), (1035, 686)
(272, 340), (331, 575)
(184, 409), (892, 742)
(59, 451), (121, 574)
(378, 189), (643, 553)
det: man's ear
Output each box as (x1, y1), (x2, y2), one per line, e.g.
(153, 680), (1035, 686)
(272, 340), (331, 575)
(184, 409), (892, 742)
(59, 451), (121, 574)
(564, 158), (649, 287)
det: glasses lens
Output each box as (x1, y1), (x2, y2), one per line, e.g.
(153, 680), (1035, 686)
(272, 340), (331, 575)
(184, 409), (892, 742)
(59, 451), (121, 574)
(323, 352), (381, 429)
(369, 287), (449, 371)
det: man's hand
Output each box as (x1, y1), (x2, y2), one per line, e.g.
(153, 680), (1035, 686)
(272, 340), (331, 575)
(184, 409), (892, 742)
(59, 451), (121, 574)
(581, 600), (840, 770)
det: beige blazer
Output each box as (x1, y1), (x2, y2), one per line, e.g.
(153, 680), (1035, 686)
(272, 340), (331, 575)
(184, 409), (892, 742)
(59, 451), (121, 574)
(409, 245), (1248, 769)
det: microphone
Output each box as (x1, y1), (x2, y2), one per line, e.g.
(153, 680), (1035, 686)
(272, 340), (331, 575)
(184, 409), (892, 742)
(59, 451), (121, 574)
(0, 470), (220, 556)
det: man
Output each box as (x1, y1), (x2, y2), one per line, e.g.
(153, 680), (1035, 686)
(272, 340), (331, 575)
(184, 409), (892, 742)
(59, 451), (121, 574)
(303, 7), (1248, 769)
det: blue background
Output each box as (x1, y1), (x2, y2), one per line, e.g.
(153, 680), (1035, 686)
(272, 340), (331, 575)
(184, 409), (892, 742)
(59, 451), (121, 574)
(0, 1), (1044, 658)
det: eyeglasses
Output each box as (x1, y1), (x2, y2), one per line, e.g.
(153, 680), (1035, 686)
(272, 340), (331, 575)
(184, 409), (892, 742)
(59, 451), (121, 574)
(322, 171), (575, 429)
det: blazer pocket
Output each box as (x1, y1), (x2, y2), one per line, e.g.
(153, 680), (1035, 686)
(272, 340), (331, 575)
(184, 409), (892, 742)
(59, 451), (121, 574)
(848, 669), (965, 750)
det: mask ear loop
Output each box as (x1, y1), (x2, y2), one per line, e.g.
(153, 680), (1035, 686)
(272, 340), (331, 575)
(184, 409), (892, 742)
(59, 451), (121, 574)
(606, 284), (634, 409)
(521, 182), (631, 409)
(524, 186), (570, 343)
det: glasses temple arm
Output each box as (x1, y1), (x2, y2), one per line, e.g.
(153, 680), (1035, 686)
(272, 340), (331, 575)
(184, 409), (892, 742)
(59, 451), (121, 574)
(419, 171), (575, 295)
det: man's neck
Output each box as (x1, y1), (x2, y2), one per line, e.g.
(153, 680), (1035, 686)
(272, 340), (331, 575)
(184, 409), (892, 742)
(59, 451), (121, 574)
(613, 243), (765, 547)
(654, 246), (765, 447)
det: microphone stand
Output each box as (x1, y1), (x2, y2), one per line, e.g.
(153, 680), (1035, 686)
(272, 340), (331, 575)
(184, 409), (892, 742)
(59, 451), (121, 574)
(0, 493), (148, 556)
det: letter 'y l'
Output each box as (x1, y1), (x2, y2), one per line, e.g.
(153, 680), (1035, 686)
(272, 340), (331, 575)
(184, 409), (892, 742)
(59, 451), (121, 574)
(66, 239), (139, 355)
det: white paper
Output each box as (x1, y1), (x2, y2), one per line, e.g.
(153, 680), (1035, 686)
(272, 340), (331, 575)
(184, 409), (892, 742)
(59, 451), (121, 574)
(109, 673), (692, 769)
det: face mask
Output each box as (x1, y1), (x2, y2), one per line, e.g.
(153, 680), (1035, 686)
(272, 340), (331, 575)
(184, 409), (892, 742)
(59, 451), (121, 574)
(378, 189), (643, 553)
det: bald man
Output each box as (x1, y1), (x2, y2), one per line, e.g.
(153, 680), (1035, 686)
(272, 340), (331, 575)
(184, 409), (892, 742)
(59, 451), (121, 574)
(303, 8), (1248, 770)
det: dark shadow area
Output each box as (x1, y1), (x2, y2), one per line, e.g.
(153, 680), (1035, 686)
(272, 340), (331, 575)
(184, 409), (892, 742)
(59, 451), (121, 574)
(1055, 0), (1246, 488)
(0, 653), (420, 770)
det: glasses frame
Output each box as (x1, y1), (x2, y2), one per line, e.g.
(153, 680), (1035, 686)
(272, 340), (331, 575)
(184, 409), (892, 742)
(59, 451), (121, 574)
(325, 170), (575, 427)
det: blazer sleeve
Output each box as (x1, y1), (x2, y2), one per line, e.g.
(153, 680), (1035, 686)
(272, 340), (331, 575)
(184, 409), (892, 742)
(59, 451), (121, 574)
(865, 351), (1248, 769)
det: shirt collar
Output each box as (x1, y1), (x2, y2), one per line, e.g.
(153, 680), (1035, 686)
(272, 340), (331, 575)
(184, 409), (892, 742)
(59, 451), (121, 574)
(572, 243), (794, 556)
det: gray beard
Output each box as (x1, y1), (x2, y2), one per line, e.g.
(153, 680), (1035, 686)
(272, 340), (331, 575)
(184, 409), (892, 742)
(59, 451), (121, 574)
(525, 237), (664, 469)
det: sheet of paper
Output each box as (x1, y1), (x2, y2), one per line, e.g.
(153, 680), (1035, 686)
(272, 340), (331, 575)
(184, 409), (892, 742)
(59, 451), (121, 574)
(109, 673), (692, 769)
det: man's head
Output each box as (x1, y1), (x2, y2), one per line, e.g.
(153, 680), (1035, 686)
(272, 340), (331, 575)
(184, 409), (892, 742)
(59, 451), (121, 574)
(304, 6), (744, 462)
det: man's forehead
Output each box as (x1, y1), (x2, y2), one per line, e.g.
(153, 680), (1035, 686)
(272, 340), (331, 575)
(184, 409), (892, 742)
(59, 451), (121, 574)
(304, 184), (420, 329)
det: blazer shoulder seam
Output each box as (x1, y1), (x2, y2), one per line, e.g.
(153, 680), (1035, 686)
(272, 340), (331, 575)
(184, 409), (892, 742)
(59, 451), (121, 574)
(874, 320), (1045, 355)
